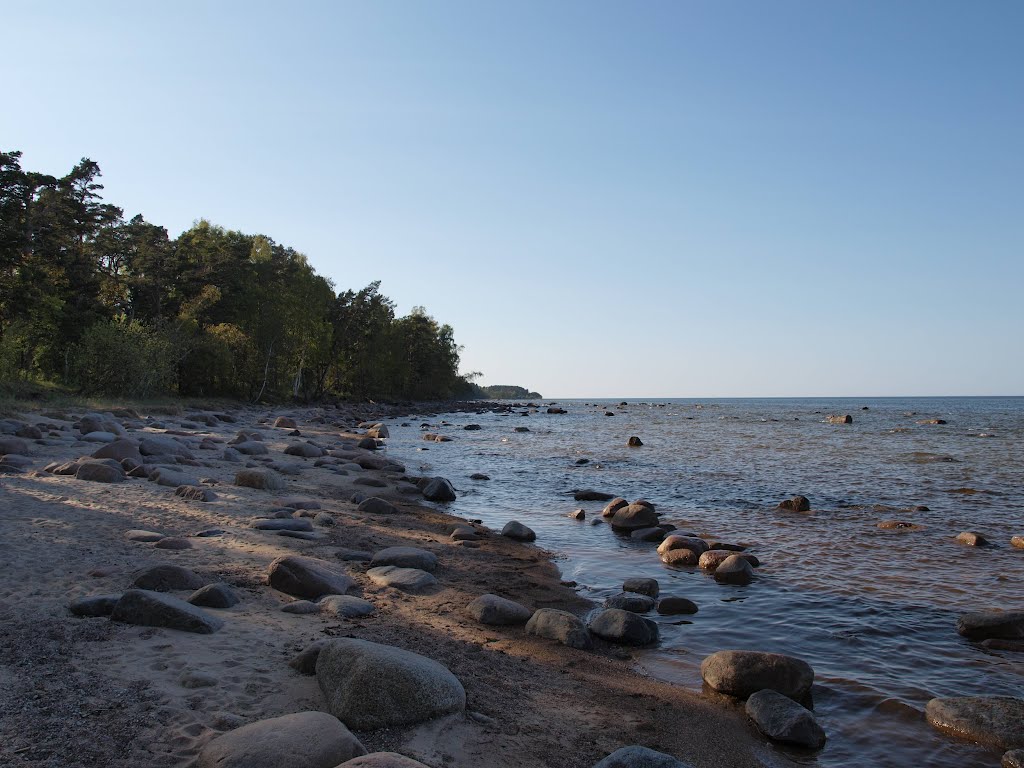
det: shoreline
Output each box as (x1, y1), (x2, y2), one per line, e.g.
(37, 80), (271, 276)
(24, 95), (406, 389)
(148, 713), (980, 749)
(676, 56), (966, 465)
(0, 402), (778, 768)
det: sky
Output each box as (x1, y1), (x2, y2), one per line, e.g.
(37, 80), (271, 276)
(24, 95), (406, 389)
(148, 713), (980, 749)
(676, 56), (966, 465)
(3, 1), (1022, 397)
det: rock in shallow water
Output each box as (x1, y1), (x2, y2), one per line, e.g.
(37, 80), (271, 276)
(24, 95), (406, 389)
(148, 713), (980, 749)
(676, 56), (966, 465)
(589, 608), (659, 646)
(925, 696), (1024, 750)
(604, 592), (656, 613)
(957, 611), (1024, 641)
(701, 650), (814, 700)
(198, 711), (365, 768)
(316, 638), (466, 729)
(623, 577), (659, 598)
(656, 596), (698, 615)
(745, 688), (826, 749)
(714, 555), (754, 585)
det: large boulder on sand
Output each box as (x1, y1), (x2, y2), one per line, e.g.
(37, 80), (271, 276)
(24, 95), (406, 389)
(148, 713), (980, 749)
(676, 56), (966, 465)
(235, 468), (285, 490)
(76, 459), (125, 483)
(370, 547), (438, 572)
(198, 711), (365, 768)
(592, 745), (693, 767)
(701, 650), (814, 701)
(336, 755), (431, 768)
(465, 594), (532, 625)
(132, 564), (206, 592)
(316, 638), (466, 729)
(525, 608), (592, 649)
(111, 590), (223, 634)
(268, 555), (356, 599)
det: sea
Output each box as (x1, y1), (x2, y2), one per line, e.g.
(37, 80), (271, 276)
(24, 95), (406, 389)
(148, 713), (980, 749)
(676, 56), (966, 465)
(379, 397), (1023, 767)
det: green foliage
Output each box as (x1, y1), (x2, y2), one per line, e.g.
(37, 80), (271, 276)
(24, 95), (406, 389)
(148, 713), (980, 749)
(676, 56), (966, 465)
(481, 385), (543, 400)
(72, 318), (178, 397)
(0, 149), (480, 403)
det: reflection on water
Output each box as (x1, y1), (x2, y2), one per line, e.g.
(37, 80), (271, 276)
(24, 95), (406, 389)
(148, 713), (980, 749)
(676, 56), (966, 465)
(387, 397), (1023, 767)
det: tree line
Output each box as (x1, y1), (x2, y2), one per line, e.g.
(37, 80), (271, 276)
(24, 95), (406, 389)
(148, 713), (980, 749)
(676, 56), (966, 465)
(0, 150), (474, 402)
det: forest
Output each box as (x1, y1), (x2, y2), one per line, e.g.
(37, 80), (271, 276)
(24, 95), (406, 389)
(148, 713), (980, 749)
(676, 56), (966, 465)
(0, 150), (479, 402)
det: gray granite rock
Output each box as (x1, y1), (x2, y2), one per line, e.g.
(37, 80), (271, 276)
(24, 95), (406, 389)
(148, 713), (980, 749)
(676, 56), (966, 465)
(422, 476), (457, 502)
(623, 578), (659, 598)
(525, 608), (592, 650)
(197, 710), (365, 768)
(605, 592), (656, 613)
(357, 497), (399, 515)
(188, 583), (239, 609)
(370, 546), (438, 572)
(591, 745), (693, 767)
(132, 564), (206, 592)
(319, 595), (375, 618)
(235, 468), (285, 490)
(316, 638), (466, 729)
(69, 594), (120, 617)
(501, 520), (536, 542)
(957, 611), (1024, 641)
(268, 555), (356, 599)
(588, 608), (659, 645)
(701, 650), (814, 700)
(465, 594), (532, 625)
(366, 566), (438, 592)
(926, 696), (1024, 750)
(111, 589), (223, 634)
(745, 688), (826, 748)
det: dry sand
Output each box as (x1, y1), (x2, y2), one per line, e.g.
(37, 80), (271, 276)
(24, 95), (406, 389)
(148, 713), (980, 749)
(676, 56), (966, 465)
(0, 405), (791, 768)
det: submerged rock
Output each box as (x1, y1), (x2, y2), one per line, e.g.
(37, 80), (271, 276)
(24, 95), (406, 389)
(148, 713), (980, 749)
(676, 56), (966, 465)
(622, 578), (659, 598)
(591, 745), (692, 767)
(777, 495), (811, 512)
(926, 696), (1024, 750)
(957, 611), (1024, 641)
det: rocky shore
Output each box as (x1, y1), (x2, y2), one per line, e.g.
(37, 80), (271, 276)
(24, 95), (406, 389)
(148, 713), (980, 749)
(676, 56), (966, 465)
(1, 401), (1020, 767)
(0, 402), (776, 768)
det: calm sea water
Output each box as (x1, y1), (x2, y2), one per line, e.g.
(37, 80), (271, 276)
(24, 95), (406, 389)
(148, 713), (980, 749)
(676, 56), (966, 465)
(382, 397), (1023, 767)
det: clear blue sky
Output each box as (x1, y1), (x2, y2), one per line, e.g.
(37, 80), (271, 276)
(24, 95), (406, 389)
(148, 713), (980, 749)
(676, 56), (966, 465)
(4, 1), (1022, 397)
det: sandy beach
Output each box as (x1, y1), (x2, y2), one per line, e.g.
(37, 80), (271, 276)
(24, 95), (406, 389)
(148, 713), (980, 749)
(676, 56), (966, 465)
(0, 403), (780, 768)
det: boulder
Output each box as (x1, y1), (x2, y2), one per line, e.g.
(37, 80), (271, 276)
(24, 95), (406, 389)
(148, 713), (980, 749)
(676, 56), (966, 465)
(956, 531), (990, 546)
(501, 520), (536, 542)
(631, 527), (668, 542)
(714, 555), (755, 585)
(76, 460), (125, 483)
(336, 754), (431, 768)
(589, 608), (659, 645)
(605, 592), (656, 613)
(188, 583), (239, 609)
(280, 497), (322, 510)
(252, 518), (314, 532)
(592, 745), (692, 768)
(568, 509), (586, 520)
(285, 442), (324, 458)
(91, 439), (142, 462)
(273, 416), (298, 429)
(699, 550), (759, 570)
(701, 650), (814, 700)
(319, 595), (375, 618)
(234, 440), (269, 455)
(69, 594), (120, 617)
(826, 414), (853, 424)
(465, 594), (532, 625)
(657, 536), (708, 557)
(235, 468), (285, 490)
(610, 504), (658, 531)
(1010, 536), (1024, 549)
(0, 436), (30, 455)
(525, 608), (592, 649)
(111, 589), (223, 634)
(957, 611), (1024, 641)
(125, 529), (165, 542)
(602, 497), (629, 517)
(316, 638), (466, 729)
(656, 597), (698, 615)
(358, 497), (399, 515)
(154, 537), (192, 550)
(746, 689), (826, 749)
(1004, 749), (1024, 768)
(132, 564), (206, 592)
(139, 435), (193, 458)
(268, 555), (356, 599)
(198, 711), (365, 768)
(660, 548), (698, 567)
(777, 495), (810, 512)
(626, 436), (644, 447)
(925, 696), (1024, 750)
(366, 566), (438, 592)
(422, 477), (457, 502)
(370, 547), (438, 573)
